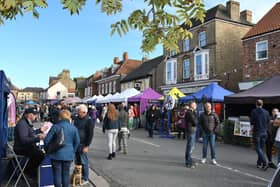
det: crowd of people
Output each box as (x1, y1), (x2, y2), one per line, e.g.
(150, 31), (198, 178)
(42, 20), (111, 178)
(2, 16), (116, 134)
(8, 98), (280, 186)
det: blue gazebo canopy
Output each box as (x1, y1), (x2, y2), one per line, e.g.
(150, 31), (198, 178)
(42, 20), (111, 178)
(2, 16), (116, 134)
(179, 82), (234, 103)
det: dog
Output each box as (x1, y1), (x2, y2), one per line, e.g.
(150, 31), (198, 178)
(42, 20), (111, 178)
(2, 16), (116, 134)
(71, 165), (82, 186)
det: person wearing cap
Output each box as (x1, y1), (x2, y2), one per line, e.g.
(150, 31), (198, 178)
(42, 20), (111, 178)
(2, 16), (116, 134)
(14, 107), (48, 177)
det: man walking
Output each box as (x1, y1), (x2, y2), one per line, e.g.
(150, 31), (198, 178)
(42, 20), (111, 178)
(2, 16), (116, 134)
(74, 104), (95, 185)
(200, 102), (220, 165)
(184, 101), (198, 168)
(250, 99), (270, 170)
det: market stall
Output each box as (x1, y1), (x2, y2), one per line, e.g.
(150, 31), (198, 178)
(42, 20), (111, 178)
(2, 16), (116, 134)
(0, 70), (10, 184)
(110, 88), (140, 103)
(128, 87), (162, 113)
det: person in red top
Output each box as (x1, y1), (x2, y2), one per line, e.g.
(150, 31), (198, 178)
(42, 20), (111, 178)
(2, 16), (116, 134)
(133, 103), (140, 129)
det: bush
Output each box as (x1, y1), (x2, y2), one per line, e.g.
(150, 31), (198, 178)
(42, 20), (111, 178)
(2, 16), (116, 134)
(223, 120), (252, 147)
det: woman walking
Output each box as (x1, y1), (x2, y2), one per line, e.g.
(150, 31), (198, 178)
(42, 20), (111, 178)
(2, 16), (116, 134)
(44, 109), (80, 187)
(103, 104), (120, 160)
(128, 105), (135, 129)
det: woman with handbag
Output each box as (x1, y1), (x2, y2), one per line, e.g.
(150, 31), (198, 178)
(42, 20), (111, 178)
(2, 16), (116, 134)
(44, 110), (80, 187)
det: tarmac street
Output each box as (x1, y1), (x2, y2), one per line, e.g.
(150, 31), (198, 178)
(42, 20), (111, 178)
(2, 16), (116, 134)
(88, 125), (277, 187)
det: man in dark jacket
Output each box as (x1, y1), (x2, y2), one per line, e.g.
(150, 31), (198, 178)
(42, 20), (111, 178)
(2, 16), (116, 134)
(14, 108), (47, 176)
(184, 101), (197, 168)
(200, 102), (220, 165)
(266, 108), (279, 169)
(250, 99), (270, 170)
(146, 105), (159, 138)
(74, 104), (94, 185)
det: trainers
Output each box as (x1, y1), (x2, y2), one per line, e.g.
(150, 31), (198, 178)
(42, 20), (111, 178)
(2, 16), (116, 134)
(268, 162), (277, 169)
(185, 164), (195, 169)
(211, 159), (217, 165)
(256, 164), (262, 168)
(262, 164), (269, 171)
(82, 180), (89, 185)
(112, 152), (116, 158)
(201, 158), (206, 164)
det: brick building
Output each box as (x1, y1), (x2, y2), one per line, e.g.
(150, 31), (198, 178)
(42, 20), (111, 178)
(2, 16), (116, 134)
(241, 2), (280, 90)
(160, 0), (253, 94)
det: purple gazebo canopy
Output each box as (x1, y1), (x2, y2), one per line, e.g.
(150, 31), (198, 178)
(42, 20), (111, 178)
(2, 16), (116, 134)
(128, 87), (162, 113)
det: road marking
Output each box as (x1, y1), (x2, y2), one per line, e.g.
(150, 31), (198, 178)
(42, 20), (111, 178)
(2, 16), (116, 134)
(130, 137), (161, 148)
(192, 156), (270, 182)
(95, 126), (160, 148)
(96, 126), (268, 182)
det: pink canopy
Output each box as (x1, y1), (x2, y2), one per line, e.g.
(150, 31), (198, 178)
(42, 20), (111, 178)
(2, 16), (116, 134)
(128, 87), (162, 113)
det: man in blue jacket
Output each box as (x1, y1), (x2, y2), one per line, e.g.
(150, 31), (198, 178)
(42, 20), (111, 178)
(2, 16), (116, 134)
(14, 108), (47, 177)
(250, 99), (270, 170)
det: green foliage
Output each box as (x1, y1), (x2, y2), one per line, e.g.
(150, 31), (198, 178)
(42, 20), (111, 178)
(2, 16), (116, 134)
(223, 120), (253, 147)
(0, 0), (206, 53)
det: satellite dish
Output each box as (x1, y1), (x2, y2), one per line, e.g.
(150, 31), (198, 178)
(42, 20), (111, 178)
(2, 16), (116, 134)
(164, 95), (175, 110)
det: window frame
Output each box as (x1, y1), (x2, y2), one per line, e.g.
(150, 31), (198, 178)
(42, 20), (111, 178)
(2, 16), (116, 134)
(194, 51), (209, 80)
(256, 40), (268, 61)
(183, 58), (190, 79)
(165, 58), (177, 84)
(199, 31), (206, 47)
(184, 39), (190, 52)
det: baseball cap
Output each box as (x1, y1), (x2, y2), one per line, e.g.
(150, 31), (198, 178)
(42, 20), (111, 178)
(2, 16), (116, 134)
(24, 107), (38, 115)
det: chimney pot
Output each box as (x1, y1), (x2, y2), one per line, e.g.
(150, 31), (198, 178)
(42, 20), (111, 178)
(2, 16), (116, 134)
(240, 10), (252, 23)
(123, 52), (128, 61)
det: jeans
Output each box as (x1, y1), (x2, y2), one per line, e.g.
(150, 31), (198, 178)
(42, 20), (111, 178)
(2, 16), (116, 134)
(202, 133), (216, 159)
(134, 118), (140, 129)
(75, 148), (89, 181)
(254, 134), (267, 166)
(274, 141), (280, 165)
(185, 133), (196, 165)
(148, 122), (156, 137)
(51, 160), (71, 187)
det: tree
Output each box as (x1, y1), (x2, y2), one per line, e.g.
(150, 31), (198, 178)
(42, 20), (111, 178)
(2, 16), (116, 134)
(0, 0), (205, 53)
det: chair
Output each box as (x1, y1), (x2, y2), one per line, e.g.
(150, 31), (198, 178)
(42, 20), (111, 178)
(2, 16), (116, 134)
(2, 142), (31, 187)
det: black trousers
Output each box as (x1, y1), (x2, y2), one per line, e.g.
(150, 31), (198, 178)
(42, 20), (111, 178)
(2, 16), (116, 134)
(266, 132), (274, 162)
(14, 147), (45, 174)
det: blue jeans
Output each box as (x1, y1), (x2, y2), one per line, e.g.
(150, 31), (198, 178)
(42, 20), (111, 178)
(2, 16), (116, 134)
(134, 118), (140, 129)
(275, 141), (280, 165)
(202, 133), (216, 159)
(75, 150), (89, 181)
(254, 134), (267, 166)
(185, 132), (196, 165)
(51, 160), (71, 187)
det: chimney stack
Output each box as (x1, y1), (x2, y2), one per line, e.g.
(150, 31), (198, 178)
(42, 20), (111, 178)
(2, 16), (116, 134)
(123, 52), (128, 61)
(240, 10), (252, 23)
(226, 0), (240, 21)
(113, 57), (120, 64)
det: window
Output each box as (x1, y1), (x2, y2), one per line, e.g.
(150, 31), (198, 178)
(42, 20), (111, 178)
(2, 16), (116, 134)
(109, 82), (112, 93)
(105, 83), (108, 93)
(101, 84), (104, 94)
(113, 81), (116, 92)
(194, 51), (209, 80)
(169, 50), (176, 57)
(199, 31), (206, 47)
(183, 59), (190, 79)
(184, 39), (190, 52)
(256, 40), (268, 60)
(166, 59), (177, 84)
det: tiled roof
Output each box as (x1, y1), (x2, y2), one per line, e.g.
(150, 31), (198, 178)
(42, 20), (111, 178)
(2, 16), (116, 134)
(115, 59), (142, 75)
(184, 4), (253, 29)
(121, 55), (165, 83)
(243, 2), (280, 39)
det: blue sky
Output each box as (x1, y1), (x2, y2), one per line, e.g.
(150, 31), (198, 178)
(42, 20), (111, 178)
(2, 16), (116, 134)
(0, 0), (278, 89)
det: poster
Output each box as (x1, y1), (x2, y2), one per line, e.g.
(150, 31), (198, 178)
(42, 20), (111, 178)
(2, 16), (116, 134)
(230, 117), (252, 137)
